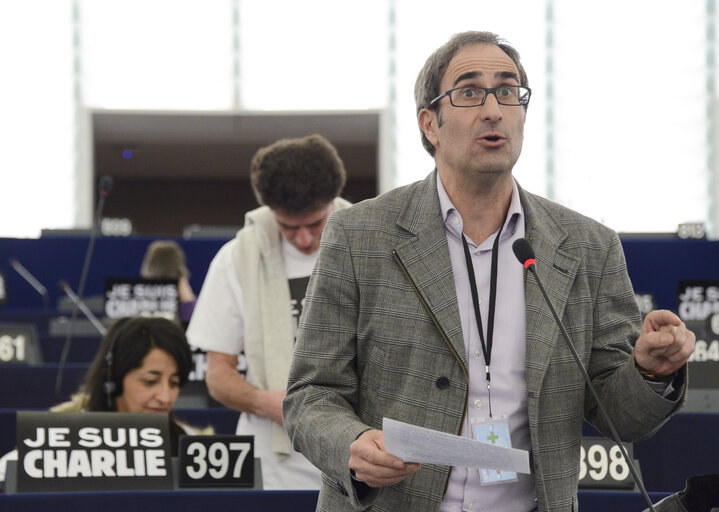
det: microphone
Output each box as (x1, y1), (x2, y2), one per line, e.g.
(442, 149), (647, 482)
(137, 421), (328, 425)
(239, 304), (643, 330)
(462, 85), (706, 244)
(511, 238), (536, 270)
(98, 175), (113, 199)
(512, 238), (657, 512)
(8, 258), (50, 310)
(55, 175), (113, 399)
(58, 281), (107, 336)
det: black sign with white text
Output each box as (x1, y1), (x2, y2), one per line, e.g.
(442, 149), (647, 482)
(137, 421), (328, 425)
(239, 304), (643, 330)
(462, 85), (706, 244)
(289, 276), (310, 338)
(634, 293), (656, 321)
(16, 411), (173, 493)
(187, 348), (247, 383)
(178, 435), (254, 488)
(180, 349), (247, 407)
(678, 280), (719, 388)
(0, 270), (6, 304)
(578, 436), (634, 489)
(104, 278), (178, 320)
(0, 322), (42, 364)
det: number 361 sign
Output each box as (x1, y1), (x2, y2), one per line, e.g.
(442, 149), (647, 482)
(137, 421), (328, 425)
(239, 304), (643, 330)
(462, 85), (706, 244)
(178, 435), (254, 488)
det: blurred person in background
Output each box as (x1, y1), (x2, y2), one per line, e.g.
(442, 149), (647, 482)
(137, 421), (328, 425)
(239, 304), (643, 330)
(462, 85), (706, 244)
(187, 134), (349, 489)
(141, 239), (197, 324)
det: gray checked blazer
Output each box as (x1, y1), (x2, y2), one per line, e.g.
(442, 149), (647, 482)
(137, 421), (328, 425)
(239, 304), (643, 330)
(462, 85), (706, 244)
(283, 171), (686, 512)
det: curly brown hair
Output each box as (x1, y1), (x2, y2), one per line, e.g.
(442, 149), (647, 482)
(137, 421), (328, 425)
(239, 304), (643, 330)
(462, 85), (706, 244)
(249, 134), (346, 214)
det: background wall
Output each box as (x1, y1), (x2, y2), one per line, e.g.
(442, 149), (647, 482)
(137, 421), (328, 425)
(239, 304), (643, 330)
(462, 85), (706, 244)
(0, 0), (715, 238)
(93, 111), (380, 235)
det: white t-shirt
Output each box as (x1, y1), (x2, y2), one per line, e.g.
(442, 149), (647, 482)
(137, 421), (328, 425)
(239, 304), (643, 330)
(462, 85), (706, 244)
(186, 236), (321, 490)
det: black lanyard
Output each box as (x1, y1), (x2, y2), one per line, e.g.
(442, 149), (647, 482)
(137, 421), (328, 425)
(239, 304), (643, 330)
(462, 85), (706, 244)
(461, 224), (503, 417)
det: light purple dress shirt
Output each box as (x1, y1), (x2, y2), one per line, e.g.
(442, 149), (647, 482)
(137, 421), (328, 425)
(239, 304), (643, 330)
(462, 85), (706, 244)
(437, 174), (537, 512)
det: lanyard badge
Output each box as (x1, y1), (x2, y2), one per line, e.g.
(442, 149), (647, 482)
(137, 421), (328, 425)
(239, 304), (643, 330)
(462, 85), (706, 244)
(471, 416), (518, 485)
(463, 226), (517, 485)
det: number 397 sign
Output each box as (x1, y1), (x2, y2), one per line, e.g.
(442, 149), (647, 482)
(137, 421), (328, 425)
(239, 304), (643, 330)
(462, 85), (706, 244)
(178, 435), (254, 488)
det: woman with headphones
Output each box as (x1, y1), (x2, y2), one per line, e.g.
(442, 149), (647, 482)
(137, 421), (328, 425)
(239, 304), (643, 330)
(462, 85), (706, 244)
(0, 316), (212, 483)
(59, 316), (211, 446)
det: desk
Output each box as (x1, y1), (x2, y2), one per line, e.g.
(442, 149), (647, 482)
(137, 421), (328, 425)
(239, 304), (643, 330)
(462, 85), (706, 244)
(0, 489), (671, 512)
(0, 489), (318, 512)
(1, 408), (714, 492)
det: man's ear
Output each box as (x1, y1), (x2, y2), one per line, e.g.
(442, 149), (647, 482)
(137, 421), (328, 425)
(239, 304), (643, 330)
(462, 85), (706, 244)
(418, 108), (439, 148)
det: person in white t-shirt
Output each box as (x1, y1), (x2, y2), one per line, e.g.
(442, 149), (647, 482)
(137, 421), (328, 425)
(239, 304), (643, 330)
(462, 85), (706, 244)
(186, 134), (350, 490)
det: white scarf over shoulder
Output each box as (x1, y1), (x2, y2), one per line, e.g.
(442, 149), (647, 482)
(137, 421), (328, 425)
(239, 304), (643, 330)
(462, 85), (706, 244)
(232, 199), (349, 457)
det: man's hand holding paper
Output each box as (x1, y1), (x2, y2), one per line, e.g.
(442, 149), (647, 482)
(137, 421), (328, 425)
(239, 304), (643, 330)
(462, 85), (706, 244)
(382, 418), (530, 474)
(348, 428), (422, 487)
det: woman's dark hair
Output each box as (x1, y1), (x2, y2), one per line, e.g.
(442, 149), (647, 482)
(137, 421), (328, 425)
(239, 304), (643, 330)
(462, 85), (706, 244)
(82, 316), (193, 412)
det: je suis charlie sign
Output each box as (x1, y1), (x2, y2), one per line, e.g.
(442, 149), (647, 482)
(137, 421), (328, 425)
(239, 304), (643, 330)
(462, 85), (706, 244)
(104, 278), (178, 320)
(678, 280), (719, 388)
(16, 411), (173, 492)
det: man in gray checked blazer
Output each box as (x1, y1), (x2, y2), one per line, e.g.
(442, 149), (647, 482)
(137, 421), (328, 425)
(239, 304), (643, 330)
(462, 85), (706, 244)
(283, 31), (695, 512)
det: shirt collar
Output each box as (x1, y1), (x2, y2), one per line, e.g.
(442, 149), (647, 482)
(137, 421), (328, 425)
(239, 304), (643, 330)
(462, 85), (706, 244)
(436, 171), (524, 248)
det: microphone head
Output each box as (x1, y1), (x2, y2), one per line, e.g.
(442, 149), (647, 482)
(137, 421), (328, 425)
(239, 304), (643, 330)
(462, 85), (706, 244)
(57, 280), (69, 291)
(98, 175), (114, 196)
(512, 238), (536, 268)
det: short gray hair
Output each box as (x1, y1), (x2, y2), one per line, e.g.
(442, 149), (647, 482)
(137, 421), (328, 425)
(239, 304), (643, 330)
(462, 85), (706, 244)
(414, 31), (529, 156)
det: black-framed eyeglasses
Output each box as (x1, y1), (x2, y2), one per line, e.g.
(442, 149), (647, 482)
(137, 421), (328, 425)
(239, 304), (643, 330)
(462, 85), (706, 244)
(429, 85), (531, 108)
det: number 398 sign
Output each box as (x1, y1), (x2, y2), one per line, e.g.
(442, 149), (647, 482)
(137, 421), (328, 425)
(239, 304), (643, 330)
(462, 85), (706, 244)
(178, 435), (254, 488)
(578, 436), (634, 489)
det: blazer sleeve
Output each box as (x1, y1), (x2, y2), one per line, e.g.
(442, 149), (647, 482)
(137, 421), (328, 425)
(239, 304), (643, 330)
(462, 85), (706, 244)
(283, 213), (380, 509)
(583, 232), (686, 441)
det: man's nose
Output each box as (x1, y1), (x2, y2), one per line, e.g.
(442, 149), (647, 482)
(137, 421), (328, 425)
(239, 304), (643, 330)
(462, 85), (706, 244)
(480, 92), (503, 121)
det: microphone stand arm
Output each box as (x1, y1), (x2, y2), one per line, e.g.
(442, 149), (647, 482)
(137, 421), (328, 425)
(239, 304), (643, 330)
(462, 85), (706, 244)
(527, 265), (657, 512)
(58, 282), (107, 336)
(54, 183), (111, 399)
(9, 259), (50, 310)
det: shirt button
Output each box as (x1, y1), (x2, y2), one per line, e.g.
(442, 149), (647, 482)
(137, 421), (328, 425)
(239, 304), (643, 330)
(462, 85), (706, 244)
(474, 399), (482, 408)
(475, 349), (481, 357)
(453, 217), (460, 225)
(468, 503), (474, 509)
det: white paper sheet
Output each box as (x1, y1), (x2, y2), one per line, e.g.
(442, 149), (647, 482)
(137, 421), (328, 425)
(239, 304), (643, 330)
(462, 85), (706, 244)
(382, 417), (531, 474)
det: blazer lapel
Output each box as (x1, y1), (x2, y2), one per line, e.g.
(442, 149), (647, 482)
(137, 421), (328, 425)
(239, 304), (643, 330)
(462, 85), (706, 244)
(393, 172), (467, 368)
(520, 187), (580, 396)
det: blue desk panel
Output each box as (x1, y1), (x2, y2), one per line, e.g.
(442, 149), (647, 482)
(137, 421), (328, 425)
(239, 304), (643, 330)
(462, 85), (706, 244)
(0, 489), (672, 512)
(0, 364), (88, 408)
(0, 236), (227, 310)
(2, 235), (717, 313)
(583, 412), (719, 493)
(37, 335), (101, 363)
